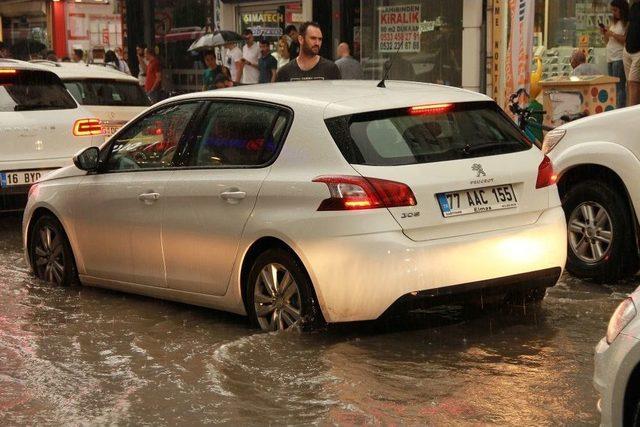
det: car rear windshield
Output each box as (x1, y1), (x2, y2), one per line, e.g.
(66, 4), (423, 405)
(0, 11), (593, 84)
(0, 69), (77, 112)
(325, 101), (532, 166)
(64, 79), (150, 107)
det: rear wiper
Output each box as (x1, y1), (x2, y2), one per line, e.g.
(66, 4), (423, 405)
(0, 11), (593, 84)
(459, 141), (519, 155)
(14, 105), (59, 111)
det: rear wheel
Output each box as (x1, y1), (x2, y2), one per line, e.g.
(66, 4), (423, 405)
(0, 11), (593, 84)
(29, 215), (77, 286)
(246, 248), (322, 332)
(563, 180), (638, 282)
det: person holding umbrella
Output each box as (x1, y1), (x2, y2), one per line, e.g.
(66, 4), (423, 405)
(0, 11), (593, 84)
(202, 50), (231, 90)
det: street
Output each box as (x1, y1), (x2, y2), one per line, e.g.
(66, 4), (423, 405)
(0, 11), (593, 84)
(0, 212), (634, 425)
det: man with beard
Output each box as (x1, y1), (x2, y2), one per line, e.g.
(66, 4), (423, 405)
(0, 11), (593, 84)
(275, 21), (341, 82)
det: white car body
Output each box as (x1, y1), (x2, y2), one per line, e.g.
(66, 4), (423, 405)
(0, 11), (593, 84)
(22, 81), (566, 326)
(545, 106), (640, 281)
(0, 59), (104, 210)
(32, 61), (149, 137)
(594, 287), (640, 426)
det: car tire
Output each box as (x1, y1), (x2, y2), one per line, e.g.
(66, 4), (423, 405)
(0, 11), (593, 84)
(246, 248), (322, 332)
(563, 180), (639, 282)
(29, 214), (78, 287)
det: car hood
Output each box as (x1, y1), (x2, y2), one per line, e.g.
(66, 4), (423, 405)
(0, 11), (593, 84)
(41, 164), (86, 182)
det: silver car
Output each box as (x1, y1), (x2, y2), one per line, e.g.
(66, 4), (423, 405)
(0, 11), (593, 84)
(594, 287), (640, 426)
(23, 81), (566, 331)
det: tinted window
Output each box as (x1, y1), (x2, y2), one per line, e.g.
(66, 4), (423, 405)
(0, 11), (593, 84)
(64, 79), (150, 107)
(190, 102), (288, 167)
(326, 102), (531, 166)
(106, 102), (201, 171)
(0, 69), (77, 112)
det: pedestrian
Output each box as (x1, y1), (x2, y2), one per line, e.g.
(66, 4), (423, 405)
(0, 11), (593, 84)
(202, 50), (231, 90)
(45, 50), (58, 62)
(570, 50), (600, 76)
(335, 42), (364, 79)
(285, 24), (300, 59)
(136, 43), (147, 88)
(114, 46), (131, 75)
(272, 36), (291, 69)
(0, 41), (10, 59)
(240, 29), (260, 84)
(72, 49), (84, 63)
(105, 50), (131, 74)
(275, 21), (341, 82)
(602, 0), (629, 108)
(624, 0), (640, 105)
(258, 38), (278, 83)
(224, 42), (243, 84)
(144, 47), (163, 103)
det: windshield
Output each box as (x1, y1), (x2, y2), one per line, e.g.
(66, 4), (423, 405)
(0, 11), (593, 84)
(64, 79), (150, 107)
(0, 69), (77, 112)
(325, 101), (531, 166)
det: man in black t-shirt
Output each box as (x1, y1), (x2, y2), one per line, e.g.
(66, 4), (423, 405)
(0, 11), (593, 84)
(275, 21), (341, 82)
(625, 0), (640, 106)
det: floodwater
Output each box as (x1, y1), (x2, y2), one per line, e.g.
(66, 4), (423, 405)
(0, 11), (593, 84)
(0, 212), (636, 425)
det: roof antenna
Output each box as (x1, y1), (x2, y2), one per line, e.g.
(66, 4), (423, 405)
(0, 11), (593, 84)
(377, 35), (405, 88)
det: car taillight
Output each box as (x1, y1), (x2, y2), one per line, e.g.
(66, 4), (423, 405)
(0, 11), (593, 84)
(408, 103), (454, 115)
(73, 118), (103, 136)
(312, 175), (417, 211)
(0, 69), (17, 75)
(536, 155), (557, 189)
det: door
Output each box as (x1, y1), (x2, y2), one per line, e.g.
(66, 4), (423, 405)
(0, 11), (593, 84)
(163, 101), (291, 295)
(72, 101), (203, 286)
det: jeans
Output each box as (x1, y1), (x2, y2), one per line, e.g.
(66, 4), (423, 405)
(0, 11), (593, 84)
(608, 60), (626, 108)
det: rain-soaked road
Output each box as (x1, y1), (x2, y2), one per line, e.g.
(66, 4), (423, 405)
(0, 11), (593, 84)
(0, 212), (636, 425)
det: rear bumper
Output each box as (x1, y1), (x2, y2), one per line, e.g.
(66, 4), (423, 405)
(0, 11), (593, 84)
(304, 206), (567, 323)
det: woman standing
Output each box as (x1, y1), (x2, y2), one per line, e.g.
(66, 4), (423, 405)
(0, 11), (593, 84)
(603, 0), (629, 108)
(272, 36), (291, 69)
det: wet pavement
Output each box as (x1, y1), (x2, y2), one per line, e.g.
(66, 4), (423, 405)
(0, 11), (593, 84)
(0, 212), (636, 425)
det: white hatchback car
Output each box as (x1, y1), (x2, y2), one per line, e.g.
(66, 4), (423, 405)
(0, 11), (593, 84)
(22, 81), (567, 331)
(0, 59), (104, 211)
(31, 61), (150, 137)
(594, 287), (640, 426)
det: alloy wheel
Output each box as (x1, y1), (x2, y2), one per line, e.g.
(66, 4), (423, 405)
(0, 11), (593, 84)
(33, 225), (66, 285)
(253, 263), (302, 331)
(568, 201), (613, 264)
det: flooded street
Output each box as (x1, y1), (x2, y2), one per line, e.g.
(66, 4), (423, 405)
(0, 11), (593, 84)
(0, 212), (635, 425)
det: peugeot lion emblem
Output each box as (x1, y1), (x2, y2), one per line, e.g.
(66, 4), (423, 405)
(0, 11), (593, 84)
(472, 163), (486, 177)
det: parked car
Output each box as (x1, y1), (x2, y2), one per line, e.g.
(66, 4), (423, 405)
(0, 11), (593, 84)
(31, 60), (150, 137)
(544, 106), (640, 282)
(22, 80), (567, 331)
(0, 59), (104, 211)
(594, 287), (640, 426)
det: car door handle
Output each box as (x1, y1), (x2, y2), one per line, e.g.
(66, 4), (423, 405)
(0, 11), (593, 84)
(220, 190), (246, 202)
(138, 192), (161, 203)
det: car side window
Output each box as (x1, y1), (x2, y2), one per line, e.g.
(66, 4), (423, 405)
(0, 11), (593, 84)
(191, 102), (287, 167)
(105, 102), (201, 171)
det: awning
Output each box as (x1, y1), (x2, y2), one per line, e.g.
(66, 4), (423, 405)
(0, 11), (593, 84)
(0, 0), (46, 18)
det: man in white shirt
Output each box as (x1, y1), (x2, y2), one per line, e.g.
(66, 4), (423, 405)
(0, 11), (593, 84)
(240, 29), (260, 84)
(224, 42), (243, 85)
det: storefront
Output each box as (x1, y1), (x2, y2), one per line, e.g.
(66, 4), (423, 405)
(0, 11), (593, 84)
(0, 0), (50, 60)
(64, 1), (123, 62)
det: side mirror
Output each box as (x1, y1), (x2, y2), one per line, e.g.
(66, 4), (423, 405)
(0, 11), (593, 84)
(73, 146), (100, 171)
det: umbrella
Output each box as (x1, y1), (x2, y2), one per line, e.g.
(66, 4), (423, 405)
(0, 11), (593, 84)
(188, 30), (243, 52)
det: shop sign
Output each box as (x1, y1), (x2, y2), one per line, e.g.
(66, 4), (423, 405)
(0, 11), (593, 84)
(378, 4), (421, 53)
(249, 26), (283, 38)
(242, 12), (283, 26)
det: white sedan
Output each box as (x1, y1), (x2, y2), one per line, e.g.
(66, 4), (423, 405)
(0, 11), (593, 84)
(22, 81), (567, 331)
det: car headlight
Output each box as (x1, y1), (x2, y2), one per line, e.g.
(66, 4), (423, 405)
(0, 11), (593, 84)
(541, 129), (566, 154)
(606, 297), (637, 344)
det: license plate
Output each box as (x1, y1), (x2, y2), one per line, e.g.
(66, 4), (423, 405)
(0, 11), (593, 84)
(437, 184), (518, 218)
(0, 170), (53, 188)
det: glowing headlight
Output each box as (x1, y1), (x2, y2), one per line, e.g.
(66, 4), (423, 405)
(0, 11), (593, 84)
(542, 129), (566, 155)
(606, 298), (637, 344)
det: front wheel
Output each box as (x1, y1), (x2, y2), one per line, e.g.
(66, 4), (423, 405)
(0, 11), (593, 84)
(29, 215), (78, 286)
(246, 248), (322, 332)
(563, 180), (639, 282)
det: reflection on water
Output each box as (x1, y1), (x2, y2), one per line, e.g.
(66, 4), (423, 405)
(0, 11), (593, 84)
(0, 213), (634, 425)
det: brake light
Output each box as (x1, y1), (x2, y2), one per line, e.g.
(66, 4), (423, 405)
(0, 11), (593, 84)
(408, 103), (454, 115)
(312, 175), (417, 211)
(0, 69), (17, 75)
(73, 118), (103, 136)
(536, 155), (557, 189)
